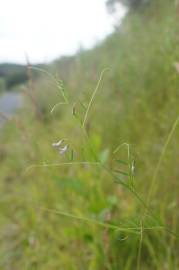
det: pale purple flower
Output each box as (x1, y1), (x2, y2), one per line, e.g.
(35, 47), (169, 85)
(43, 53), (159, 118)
(59, 145), (68, 155)
(52, 139), (68, 155)
(52, 140), (64, 148)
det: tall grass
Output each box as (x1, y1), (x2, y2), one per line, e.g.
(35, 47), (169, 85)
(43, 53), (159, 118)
(0, 0), (179, 269)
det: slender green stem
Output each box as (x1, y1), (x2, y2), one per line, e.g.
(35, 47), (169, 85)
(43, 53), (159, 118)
(37, 206), (171, 235)
(137, 220), (143, 270)
(147, 115), (179, 206)
(82, 68), (108, 128)
(30, 66), (59, 85)
(25, 161), (100, 173)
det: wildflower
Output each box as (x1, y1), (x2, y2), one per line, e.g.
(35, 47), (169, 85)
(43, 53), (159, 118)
(52, 139), (68, 155)
(59, 145), (68, 155)
(52, 140), (64, 148)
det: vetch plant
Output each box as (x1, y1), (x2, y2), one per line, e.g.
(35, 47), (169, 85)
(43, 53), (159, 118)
(26, 67), (179, 270)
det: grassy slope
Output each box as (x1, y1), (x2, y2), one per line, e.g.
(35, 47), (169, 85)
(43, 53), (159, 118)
(0, 0), (179, 269)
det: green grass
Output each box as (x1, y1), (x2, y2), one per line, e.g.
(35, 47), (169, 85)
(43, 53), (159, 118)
(0, 0), (179, 269)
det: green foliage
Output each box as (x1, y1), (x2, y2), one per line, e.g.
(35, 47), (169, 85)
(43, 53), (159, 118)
(0, 63), (27, 89)
(6, 70), (28, 88)
(0, 63), (45, 90)
(106, 0), (150, 10)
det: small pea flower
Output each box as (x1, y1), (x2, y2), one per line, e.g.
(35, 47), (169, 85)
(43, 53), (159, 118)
(59, 145), (68, 155)
(52, 139), (68, 155)
(52, 140), (64, 148)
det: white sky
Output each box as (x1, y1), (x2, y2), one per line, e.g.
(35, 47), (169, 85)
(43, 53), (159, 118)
(0, 0), (125, 64)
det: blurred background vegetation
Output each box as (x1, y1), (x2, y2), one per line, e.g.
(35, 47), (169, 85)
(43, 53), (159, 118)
(0, 0), (179, 269)
(0, 63), (45, 91)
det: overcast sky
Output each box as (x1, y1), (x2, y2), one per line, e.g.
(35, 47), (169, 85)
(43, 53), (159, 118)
(0, 0), (125, 64)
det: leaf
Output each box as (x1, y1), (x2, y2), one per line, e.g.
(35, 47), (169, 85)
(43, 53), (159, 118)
(115, 159), (128, 165)
(78, 99), (87, 110)
(99, 149), (109, 164)
(113, 169), (129, 176)
(70, 149), (74, 161)
(107, 195), (118, 207)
